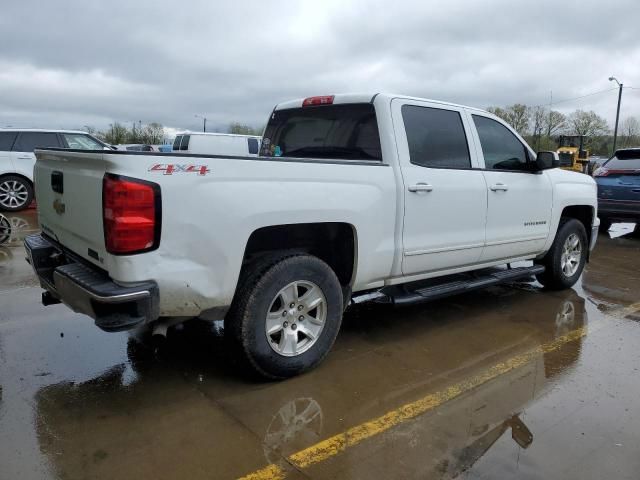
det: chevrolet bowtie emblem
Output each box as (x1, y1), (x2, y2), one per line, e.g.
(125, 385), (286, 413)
(53, 198), (66, 215)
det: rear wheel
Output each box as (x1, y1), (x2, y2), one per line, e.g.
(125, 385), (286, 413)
(226, 254), (343, 379)
(536, 219), (588, 290)
(0, 176), (33, 212)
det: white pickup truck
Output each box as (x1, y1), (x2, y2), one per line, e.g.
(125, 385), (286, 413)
(25, 93), (599, 378)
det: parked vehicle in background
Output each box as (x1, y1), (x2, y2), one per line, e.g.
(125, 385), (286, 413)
(172, 132), (261, 156)
(594, 148), (640, 231)
(587, 156), (605, 176)
(0, 129), (110, 211)
(556, 135), (590, 173)
(116, 144), (157, 152)
(158, 144), (173, 153)
(25, 93), (598, 379)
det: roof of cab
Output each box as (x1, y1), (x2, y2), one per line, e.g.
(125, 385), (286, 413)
(273, 93), (489, 114)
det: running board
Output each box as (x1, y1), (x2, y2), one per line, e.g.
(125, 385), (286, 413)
(350, 265), (545, 307)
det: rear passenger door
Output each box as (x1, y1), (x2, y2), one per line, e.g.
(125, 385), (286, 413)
(468, 113), (552, 262)
(393, 99), (487, 275)
(11, 132), (63, 181)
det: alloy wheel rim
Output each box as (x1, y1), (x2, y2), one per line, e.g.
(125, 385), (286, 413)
(560, 233), (582, 277)
(0, 181), (28, 209)
(265, 280), (326, 357)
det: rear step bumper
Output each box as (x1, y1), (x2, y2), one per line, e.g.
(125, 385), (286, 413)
(24, 234), (159, 332)
(351, 265), (545, 307)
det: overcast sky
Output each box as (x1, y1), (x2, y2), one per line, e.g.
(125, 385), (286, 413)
(1, 0), (639, 135)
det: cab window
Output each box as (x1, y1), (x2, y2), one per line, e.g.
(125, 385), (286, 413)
(402, 105), (471, 169)
(472, 115), (530, 171)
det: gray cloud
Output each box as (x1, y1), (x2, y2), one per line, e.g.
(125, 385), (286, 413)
(1, 0), (639, 134)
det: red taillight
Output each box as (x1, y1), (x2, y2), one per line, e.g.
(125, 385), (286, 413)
(302, 95), (335, 107)
(103, 174), (160, 254)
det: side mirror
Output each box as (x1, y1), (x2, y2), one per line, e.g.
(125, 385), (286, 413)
(536, 151), (559, 170)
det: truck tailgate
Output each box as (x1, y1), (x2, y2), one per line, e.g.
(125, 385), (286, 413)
(34, 149), (107, 265)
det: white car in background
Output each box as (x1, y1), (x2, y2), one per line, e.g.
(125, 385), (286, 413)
(0, 129), (110, 211)
(172, 132), (261, 156)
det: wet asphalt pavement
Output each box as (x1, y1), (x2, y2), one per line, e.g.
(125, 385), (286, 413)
(1, 210), (640, 480)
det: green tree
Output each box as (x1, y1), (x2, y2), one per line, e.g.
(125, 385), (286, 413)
(487, 104), (530, 135)
(228, 122), (259, 135)
(140, 122), (164, 144)
(620, 116), (640, 148)
(568, 110), (609, 137)
(530, 106), (546, 150)
(104, 122), (129, 144)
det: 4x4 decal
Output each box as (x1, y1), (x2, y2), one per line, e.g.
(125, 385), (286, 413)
(148, 164), (210, 176)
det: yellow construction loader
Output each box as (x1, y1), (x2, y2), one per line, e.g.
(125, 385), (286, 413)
(556, 135), (590, 173)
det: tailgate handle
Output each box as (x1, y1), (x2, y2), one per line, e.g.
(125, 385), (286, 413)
(51, 171), (64, 194)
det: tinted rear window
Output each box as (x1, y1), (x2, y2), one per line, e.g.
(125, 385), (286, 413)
(173, 135), (182, 151)
(402, 105), (470, 169)
(261, 104), (382, 161)
(247, 137), (259, 154)
(180, 135), (190, 151)
(14, 132), (61, 152)
(613, 150), (640, 160)
(0, 132), (18, 151)
(606, 156), (640, 170)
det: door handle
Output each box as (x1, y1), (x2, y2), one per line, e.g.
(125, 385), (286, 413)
(17, 156), (33, 160)
(490, 183), (509, 192)
(632, 188), (640, 193)
(408, 183), (433, 193)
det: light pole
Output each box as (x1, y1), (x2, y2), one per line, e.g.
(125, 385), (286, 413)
(195, 114), (207, 132)
(609, 76), (623, 153)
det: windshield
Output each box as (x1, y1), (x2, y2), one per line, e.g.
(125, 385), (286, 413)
(260, 103), (382, 161)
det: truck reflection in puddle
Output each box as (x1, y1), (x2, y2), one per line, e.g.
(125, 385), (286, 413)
(33, 288), (586, 479)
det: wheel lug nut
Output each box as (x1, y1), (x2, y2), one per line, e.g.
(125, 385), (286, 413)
(283, 321), (288, 328)
(292, 324), (297, 330)
(282, 311), (287, 317)
(290, 303), (295, 308)
(298, 305), (304, 311)
(298, 315), (304, 321)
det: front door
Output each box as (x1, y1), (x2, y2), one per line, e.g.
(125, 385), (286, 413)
(392, 99), (487, 276)
(469, 113), (552, 262)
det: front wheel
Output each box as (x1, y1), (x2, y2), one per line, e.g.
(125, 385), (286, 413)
(536, 219), (588, 290)
(226, 254), (343, 379)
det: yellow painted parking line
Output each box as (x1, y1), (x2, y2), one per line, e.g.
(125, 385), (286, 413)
(239, 324), (594, 480)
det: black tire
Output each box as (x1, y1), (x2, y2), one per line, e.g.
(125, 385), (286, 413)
(0, 175), (34, 212)
(226, 254), (343, 379)
(599, 218), (612, 233)
(536, 219), (588, 290)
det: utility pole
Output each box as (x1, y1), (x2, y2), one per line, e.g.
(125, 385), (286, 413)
(609, 77), (623, 153)
(195, 114), (207, 132)
(546, 90), (553, 141)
